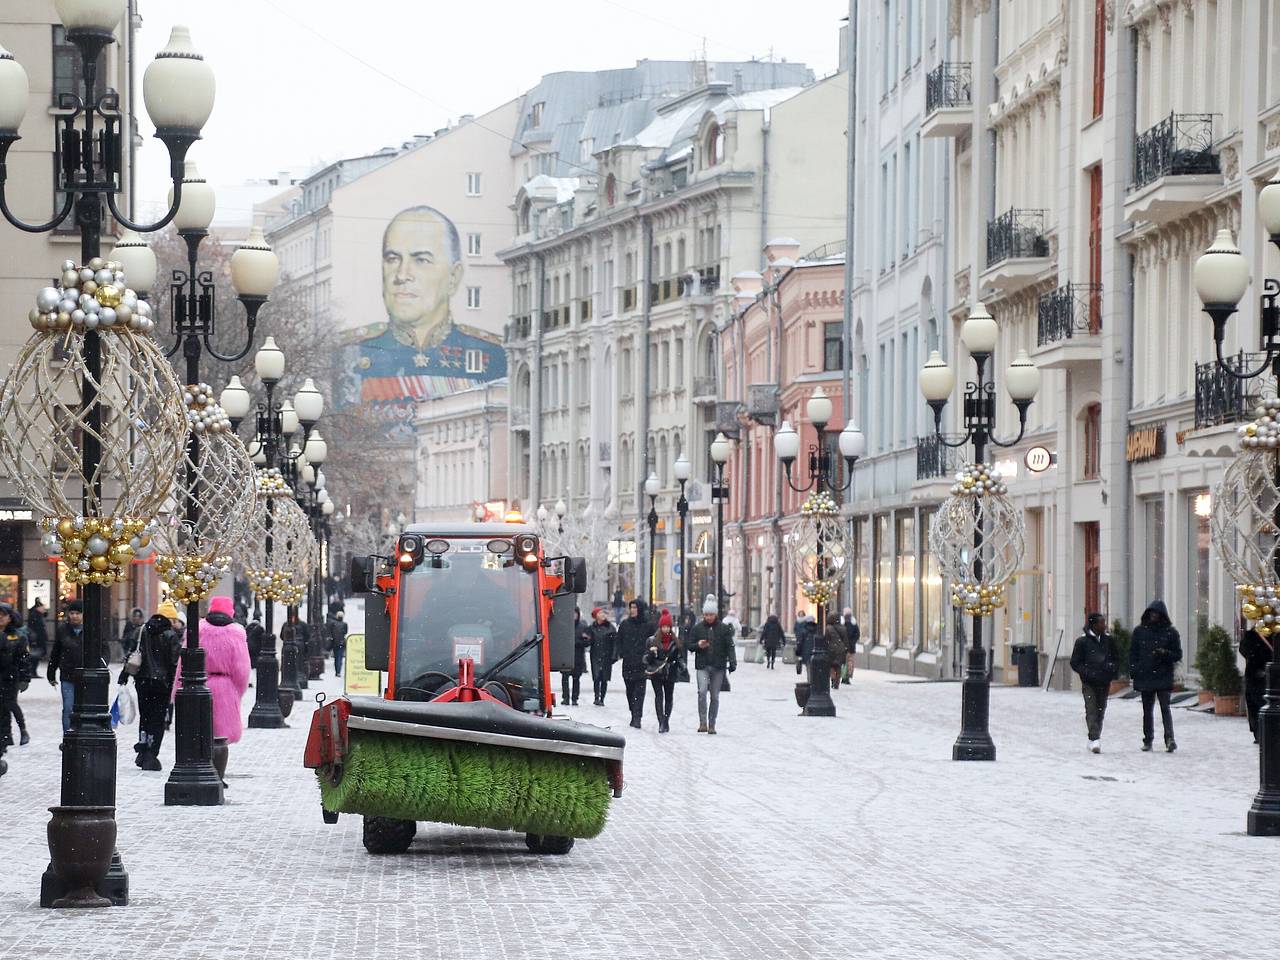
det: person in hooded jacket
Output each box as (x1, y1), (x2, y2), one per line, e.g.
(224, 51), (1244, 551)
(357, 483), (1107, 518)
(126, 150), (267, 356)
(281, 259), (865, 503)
(644, 609), (683, 732)
(760, 614), (784, 669)
(825, 615), (848, 689)
(795, 614), (817, 676)
(0, 603), (31, 748)
(560, 607), (588, 707)
(1070, 613), (1118, 753)
(246, 619), (266, 666)
(25, 598), (48, 675)
(617, 599), (652, 728)
(1129, 599), (1182, 752)
(188, 596), (251, 787)
(120, 610), (182, 770)
(584, 607), (616, 706)
(1239, 617), (1273, 743)
(326, 602), (349, 677)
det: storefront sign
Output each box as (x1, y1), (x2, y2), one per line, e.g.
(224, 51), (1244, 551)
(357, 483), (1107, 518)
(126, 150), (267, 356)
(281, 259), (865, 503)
(343, 633), (382, 697)
(1126, 424), (1165, 463)
(993, 458), (1018, 480)
(1024, 446), (1054, 473)
(0, 509), (32, 521)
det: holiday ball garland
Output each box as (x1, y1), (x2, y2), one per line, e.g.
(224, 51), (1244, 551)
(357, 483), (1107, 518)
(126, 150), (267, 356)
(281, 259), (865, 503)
(799, 490), (839, 517)
(29, 257), (155, 336)
(155, 553), (231, 605)
(1217, 396), (1280, 630)
(949, 462), (1008, 498)
(1238, 396), (1280, 450)
(182, 381), (234, 435)
(41, 516), (155, 586)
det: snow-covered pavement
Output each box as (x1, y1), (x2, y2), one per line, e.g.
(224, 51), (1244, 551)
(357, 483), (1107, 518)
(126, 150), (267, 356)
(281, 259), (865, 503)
(0, 650), (1267, 959)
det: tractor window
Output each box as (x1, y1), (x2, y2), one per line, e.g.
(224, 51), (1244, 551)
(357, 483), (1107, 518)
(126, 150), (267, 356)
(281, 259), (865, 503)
(395, 541), (541, 704)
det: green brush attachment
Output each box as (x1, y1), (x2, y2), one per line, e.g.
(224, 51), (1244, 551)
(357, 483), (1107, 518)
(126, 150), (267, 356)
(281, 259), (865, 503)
(319, 730), (612, 838)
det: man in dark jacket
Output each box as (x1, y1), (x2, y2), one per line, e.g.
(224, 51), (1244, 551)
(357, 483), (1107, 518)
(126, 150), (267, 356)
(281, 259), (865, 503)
(25, 598), (48, 676)
(47, 599), (85, 734)
(617, 599), (652, 728)
(1070, 613), (1118, 753)
(760, 615), (784, 669)
(1240, 618), (1273, 743)
(1130, 599), (1182, 752)
(326, 603), (349, 678)
(689, 598), (736, 734)
(0, 603), (31, 748)
(120, 612), (182, 770)
(560, 607), (588, 707)
(841, 607), (860, 681)
(794, 614), (817, 676)
(584, 608), (616, 706)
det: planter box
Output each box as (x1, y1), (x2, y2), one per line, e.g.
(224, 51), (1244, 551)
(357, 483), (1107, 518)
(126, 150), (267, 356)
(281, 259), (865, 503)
(1215, 695), (1243, 717)
(1197, 690), (1215, 705)
(1109, 680), (1130, 696)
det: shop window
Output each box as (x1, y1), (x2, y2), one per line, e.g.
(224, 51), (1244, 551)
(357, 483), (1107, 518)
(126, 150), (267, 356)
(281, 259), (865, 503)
(1082, 403), (1102, 480)
(895, 514), (915, 648)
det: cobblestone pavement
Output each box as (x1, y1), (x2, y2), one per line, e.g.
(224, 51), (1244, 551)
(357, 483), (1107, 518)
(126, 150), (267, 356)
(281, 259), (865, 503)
(0, 641), (1266, 959)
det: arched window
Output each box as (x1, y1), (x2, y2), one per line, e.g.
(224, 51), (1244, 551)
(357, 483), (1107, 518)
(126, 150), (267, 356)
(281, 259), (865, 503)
(605, 173), (617, 206)
(518, 198), (531, 234)
(705, 122), (724, 167)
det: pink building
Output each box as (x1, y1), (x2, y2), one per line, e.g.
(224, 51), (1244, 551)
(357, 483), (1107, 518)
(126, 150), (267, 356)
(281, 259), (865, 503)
(719, 240), (848, 627)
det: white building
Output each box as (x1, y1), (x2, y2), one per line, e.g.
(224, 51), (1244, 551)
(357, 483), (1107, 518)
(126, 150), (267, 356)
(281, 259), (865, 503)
(413, 378), (509, 525)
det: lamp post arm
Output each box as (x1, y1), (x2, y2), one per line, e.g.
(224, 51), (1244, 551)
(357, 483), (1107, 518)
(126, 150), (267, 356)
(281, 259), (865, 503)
(0, 182), (75, 233)
(1214, 338), (1276, 381)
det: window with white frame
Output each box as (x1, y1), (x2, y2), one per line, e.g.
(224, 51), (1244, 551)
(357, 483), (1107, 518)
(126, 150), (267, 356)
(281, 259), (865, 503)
(467, 233), (481, 256)
(466, 172), (482, 196)
(466, 286), (481, 309)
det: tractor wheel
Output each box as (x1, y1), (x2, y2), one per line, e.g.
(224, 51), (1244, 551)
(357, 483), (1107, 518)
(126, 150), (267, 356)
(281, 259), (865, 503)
(525, 833), (574, 855)
(362, 816), (416, 854)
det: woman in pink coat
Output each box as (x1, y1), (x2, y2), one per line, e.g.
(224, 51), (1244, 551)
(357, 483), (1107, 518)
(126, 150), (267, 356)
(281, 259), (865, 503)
(199, 595), (251, 785)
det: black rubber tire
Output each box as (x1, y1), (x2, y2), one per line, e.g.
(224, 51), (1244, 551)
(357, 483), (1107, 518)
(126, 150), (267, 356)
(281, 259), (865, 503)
(362, 816), (416, 854)
(321, 807), (339, 824)
(525, 833), (574, 855)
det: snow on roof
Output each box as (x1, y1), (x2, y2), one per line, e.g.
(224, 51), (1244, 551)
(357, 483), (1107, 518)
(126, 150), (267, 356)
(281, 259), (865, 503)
(521, 174), (582, 204)
(624, 86), (805, 153)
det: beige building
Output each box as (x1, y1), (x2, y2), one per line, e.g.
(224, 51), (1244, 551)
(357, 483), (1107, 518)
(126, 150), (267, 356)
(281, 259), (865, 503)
(501, 61), (850, 605)
(0, 2), (142, 620)
(413, 379), (509, 525)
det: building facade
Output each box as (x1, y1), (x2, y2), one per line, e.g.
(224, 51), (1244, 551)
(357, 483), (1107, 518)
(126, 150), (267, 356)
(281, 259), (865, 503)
(413, 379), (510, 525)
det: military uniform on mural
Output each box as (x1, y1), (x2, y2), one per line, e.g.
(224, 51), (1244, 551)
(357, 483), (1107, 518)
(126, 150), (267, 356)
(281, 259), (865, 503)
(353, 320), (506, 402)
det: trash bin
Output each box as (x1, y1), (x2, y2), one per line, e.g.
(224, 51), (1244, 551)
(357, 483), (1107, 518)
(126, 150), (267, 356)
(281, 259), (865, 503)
(1010, 644), (1039, 687)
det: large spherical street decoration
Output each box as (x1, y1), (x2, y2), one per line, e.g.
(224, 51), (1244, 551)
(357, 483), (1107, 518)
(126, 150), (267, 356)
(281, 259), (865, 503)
(242, 472), (313, 605)
(153, 384), (258, 603)
(787, 491), (851, 606)
(0, 259), (185, 585)
(928, 462), (1025, 617)
(1212, 396), (1280, 635)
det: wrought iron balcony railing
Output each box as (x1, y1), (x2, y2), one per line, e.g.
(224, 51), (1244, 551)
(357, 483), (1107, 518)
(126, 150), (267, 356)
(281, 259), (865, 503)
(692, 374), (717, 398)
(1195, 352), (1265, 429)
(1133, 112), (1219, 191)
(986, 208), (1049, 267)
(1037, 283), (1103, 345)
(917, 433), (964, 481)
(507, 314), (531, 342)
(926, 62), (972, 114)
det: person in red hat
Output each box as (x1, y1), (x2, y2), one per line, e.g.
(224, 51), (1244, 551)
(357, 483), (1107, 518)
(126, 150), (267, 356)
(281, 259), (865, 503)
(644, 609), (684, 733)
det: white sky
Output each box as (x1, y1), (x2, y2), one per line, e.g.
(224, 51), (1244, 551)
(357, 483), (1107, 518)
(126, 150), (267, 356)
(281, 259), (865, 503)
(134, 0), (847, 218)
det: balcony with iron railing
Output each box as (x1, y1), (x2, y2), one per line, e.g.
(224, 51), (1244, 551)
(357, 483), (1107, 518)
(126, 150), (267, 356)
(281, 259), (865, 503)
(923, 62), (973, 139)
(1184, 352), (1264, 458)
(622, 286), (638, 312)
(692, 374), (717, 404)
(506, 314), (531, 343)
(982, 208), (1052, 294)
(916, 433), (963, 484)
(1032, 283), (1103, 370)
(1125, 113), (1222, 225)
(696, 265), (721, 294)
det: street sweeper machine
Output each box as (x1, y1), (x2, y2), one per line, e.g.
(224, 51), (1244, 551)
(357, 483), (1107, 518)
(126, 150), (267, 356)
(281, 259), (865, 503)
(303, 519), (625, 855)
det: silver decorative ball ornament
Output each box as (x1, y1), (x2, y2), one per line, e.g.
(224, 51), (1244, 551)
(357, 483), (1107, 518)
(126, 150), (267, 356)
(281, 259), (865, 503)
(36, 287), (60, 312)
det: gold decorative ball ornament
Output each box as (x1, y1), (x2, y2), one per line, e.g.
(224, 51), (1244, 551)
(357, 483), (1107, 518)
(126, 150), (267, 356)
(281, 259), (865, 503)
(42, 516), (152, 584)
(18, 260), (153, 337)
(155, 553), (231, 604)
(931, 461), (1025, 617)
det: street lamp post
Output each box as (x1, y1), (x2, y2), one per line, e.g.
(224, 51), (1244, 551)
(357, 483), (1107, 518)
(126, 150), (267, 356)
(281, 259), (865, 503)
(0, 4), (216, 906)
(674, 454), (692, 634)
(919, 303), (1041, 761)
(709, 434), (733, 616)
(645, 472), (660, 606)
(774, 386), (866, 718)
(1193, 193), (1280, 835)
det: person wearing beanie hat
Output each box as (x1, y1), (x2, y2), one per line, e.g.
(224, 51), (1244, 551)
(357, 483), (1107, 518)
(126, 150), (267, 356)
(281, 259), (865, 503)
(48, 600), (86, 734)
(689, 599), (736, 734)
(179, 596), (251, 788)
(121, 611), (182, 770)
(643, 609), (683, 733)
(584, 607), (617, 706)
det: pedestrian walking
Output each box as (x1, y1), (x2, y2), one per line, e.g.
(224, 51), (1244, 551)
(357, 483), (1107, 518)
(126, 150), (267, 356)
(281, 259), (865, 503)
(612, 588), (626, 626)
(841, 607), (859, 682)
(1240, 618), (1273, 744)
(690, 598), (736, 734)
(560, 607), (587, 706)
(120, 610), (181, 770)
(794, 613), (816, 676)
(326, 602), (349, 678)
(1130, 599), (1182, 752)
(47, 599), (85, 735)
(644, 609), (684, 732)
(617, 599), (651, 729)
(1070, 613), (1118, 754)
(195, 596), (251, 788)
(25, 598), (48, 676)
(0, 603), (31, 748)
(825, 615), (848, 690)
(246, 618), (265, 666)
(585, 607), (616, 706)
(760, 614), (784, 669)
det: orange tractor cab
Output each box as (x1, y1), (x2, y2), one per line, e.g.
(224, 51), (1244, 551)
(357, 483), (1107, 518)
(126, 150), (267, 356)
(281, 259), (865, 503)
(304, 520), (625, 855)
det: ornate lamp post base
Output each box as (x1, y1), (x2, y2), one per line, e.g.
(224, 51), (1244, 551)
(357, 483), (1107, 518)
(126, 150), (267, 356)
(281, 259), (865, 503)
(1248, 670), (1280, 835)
(248, 648), (287, 729)
(952, 644), (996, 761)
(165, 646), (224, 805)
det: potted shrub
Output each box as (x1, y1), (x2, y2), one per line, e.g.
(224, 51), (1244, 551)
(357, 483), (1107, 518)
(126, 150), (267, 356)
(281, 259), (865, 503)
(1193, 626), (1224, 704)
(1212, 628), (1243, 717)
(1109, 619), (1132, 695)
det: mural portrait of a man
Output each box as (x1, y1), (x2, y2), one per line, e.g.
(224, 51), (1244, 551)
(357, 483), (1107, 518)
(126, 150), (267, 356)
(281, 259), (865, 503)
(352, 205), (506, 407)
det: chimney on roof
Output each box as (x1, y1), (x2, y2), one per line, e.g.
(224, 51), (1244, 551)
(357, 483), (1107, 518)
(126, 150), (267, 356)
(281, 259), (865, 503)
(733, 69), (743, 94)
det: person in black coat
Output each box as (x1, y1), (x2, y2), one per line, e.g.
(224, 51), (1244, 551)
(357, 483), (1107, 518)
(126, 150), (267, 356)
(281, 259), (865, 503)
(1070, 613), (1118, 753)
(326, 604), (349, 678)
(841, 608), (860, 681)
(120, 612), (182, 770)
(560, 607), (588, 707)
(25, 598), (48, 676)
(0, 603), (31, 749)
(643, 609), (683, 732)
(794, 614), (816, 676)
(1130, 599), (1182, 752)
(760, 614), (784, 669)
(617, 599), (652, 728)
(48, 600), (85, 734)
(1239, 618), (1274, 743)
(584, 608), (616, 706)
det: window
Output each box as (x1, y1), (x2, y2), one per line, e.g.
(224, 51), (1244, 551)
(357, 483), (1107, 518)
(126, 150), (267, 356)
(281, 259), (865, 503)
(1091, 0), (1106, 118)
(675, 337), (685, 387)
(465, 349), (484, 374)
(705, 123), (724, 167)
(1082, 403), (1102, 479)
(1143, 496), (1165, 602)
(467, 233), (482, 256)
(902, 139), (914, 257)
(823, 322), (843, 371)
(53, 26), (106, 104)
(895, 513), (915, 648)
(606, 174), (617, 206)
(466, 172), (482, 196)
(466, 286), (481, 309)
(531, 101), (545, 127)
